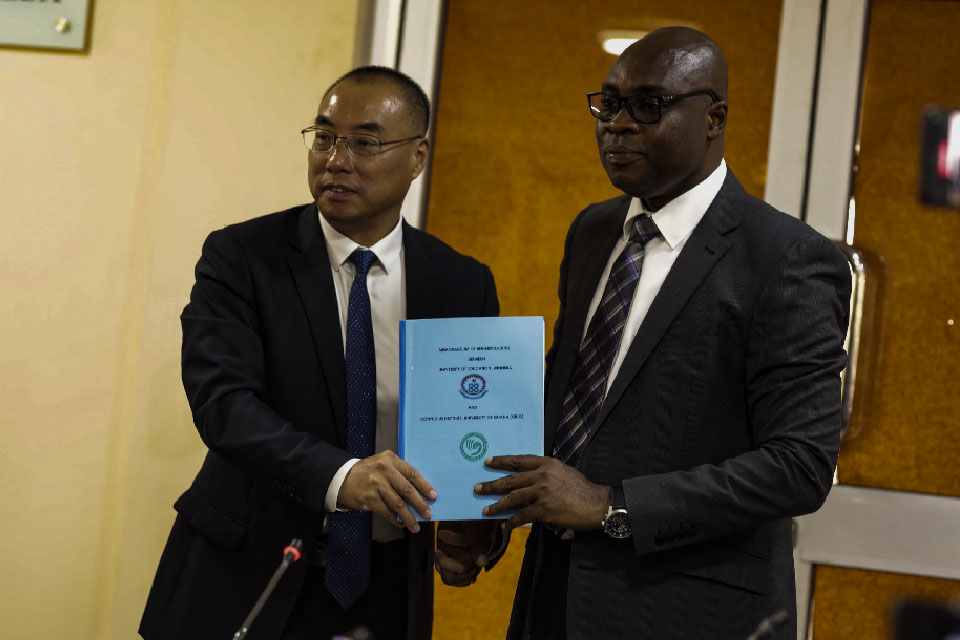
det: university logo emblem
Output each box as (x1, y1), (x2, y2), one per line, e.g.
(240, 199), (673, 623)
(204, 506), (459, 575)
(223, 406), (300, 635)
(459, 432), (488, 462)
(459, 374), (487, 399)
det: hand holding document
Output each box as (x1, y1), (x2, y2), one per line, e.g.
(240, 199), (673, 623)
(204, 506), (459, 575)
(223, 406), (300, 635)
(398, 316), (544, 520)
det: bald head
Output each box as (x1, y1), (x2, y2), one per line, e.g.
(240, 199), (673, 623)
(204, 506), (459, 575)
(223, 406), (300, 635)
(620, 27), (727, 102)
(595, 26), (729, 210)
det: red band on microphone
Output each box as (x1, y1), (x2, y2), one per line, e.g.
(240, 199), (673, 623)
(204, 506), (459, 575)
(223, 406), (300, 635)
(283, 545), (302, 562)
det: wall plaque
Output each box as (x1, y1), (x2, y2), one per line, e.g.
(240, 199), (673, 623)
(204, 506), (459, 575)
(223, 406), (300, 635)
(0, 0), (91, 52)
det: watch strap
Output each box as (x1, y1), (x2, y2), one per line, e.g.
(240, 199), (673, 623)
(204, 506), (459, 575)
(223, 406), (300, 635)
(611, 483), (626, 511)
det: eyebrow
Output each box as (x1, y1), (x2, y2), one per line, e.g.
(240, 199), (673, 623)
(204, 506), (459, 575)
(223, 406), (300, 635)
(600, 83), (669, 95)
(313, 115), (386, 135)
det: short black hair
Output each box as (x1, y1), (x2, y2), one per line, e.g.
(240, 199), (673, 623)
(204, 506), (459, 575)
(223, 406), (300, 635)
(323, 66), (431, 134)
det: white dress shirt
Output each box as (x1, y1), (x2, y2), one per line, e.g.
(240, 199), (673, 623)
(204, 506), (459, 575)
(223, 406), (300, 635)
(583, 160), (727, 394)
(319, 213), (405, 541)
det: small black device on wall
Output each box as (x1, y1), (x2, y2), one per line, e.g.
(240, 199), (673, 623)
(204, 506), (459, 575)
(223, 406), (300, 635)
(920, 106), (960, 209)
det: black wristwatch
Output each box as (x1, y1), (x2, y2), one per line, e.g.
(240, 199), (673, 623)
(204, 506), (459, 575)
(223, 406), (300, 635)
(602, 484), (631, 539)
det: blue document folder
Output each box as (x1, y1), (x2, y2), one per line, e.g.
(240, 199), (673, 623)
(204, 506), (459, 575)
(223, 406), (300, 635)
(398, 316), (544, 520)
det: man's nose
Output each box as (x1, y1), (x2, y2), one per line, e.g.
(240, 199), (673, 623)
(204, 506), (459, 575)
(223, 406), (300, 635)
(603, 107), (641, 134)
(325, 138), (353, 170)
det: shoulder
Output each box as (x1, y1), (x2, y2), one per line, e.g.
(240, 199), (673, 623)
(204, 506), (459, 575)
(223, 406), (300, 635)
(562, 194), (631, 249)
(717, 177), (843, 261)
(749, 204), (841, 264)
(716, 195), (850, 299)
(575, 194), (632, 227)
(403, 223), (498, 316)
(208, 204), (305, 246)
(404, 223), (492, 275)
(199, 204), (308, 262)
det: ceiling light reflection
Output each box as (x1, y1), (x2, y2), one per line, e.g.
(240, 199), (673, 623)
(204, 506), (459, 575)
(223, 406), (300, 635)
(597, 30), (648, 55)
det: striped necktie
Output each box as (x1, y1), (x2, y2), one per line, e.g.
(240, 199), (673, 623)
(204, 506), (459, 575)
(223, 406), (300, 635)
(552, 215), (660, 467)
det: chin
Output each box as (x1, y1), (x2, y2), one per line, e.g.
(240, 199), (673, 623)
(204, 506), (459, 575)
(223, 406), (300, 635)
(317, 204), (357, 227)
(608, 176), (649, 199)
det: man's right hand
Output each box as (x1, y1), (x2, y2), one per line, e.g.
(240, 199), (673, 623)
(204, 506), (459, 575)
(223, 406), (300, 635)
(435, 521), (498, 586)
(336, 450), (436, 533)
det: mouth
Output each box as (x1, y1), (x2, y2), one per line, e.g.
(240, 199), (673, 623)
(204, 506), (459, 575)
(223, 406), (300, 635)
(321, 184), (358, 200)
(602, 145), (642, 165)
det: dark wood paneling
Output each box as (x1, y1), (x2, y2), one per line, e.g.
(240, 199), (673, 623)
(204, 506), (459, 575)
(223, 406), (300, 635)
(839, 0), (960, 497)
(812, 566), (960, 639)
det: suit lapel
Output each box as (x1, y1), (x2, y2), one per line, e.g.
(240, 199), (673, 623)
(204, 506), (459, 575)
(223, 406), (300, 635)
(564, 199), (631, 354)
(287, 204), (348, 445)
(583, 172), (745, 451)
(544, 197), (629, 454)
(402, 221), (442, 320)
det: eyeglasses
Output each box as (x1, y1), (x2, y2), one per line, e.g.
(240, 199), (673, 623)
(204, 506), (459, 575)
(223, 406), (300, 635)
(586, 90), (720, 124)
(301, 126), (423, 158)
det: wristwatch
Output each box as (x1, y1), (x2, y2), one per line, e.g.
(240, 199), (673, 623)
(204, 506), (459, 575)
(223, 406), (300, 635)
(602, 484), (631, 539)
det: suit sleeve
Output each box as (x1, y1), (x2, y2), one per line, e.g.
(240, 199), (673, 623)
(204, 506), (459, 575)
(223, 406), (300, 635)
(180, 228), (352, 514)
(624, 235), (851, 554)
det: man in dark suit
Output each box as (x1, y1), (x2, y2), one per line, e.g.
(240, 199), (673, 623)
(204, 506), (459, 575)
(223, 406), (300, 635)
(455, 27), (850, 639)
(139, 66), (498, 640)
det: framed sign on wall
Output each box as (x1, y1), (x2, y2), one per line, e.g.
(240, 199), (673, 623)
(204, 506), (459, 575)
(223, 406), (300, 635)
(0, 0), (92, 52)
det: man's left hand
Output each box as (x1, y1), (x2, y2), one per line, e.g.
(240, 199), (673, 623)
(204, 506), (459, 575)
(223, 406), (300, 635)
(475, 455), (610, 532)
(435, 521), (498, 587)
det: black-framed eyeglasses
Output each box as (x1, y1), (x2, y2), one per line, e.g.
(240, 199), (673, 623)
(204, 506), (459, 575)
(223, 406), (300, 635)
(586, 90), (720, 124)
(301, 126), (423, 158)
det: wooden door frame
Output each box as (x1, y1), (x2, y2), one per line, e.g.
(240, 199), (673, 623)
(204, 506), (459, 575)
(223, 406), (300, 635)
(354, 0), (445, 230)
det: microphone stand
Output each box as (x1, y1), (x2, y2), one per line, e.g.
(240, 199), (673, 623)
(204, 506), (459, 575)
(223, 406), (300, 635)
(233, 538), (303, 640)
(745, 609), (788, 640)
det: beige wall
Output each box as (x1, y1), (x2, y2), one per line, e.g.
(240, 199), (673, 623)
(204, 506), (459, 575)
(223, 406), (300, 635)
(0, 2), (358, 637)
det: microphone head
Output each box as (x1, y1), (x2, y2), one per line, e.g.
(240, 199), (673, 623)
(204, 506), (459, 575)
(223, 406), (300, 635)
(283, 538), (303, 562)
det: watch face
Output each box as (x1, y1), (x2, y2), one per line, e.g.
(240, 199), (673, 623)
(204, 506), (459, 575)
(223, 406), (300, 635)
(604, 510), (631, 539)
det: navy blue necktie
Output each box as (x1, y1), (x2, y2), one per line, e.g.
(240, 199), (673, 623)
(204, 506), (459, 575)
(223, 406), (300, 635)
(324, 248), (379, 610)
(553, 215), (660, 467)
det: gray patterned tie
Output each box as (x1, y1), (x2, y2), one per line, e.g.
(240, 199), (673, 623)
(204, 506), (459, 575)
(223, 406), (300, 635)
(552, 215), (660, 467)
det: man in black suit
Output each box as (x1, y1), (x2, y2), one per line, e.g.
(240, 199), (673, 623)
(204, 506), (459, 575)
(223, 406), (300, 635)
(447, 27), (849, 639)
(139, 66), (498, 640)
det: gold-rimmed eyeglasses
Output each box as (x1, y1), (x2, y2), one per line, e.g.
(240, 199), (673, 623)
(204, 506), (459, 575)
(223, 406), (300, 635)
(301, 126), (423, 158)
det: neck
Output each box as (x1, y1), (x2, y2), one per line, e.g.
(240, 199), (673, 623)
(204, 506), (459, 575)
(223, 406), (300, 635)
(324, 214), (400, 248)
(643, 155), (723, 212)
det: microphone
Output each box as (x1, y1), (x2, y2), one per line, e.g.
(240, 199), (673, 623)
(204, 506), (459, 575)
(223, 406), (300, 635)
(233, 538), (303, 640)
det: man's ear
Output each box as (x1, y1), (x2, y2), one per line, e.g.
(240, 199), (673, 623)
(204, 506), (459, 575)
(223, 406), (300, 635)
(706, 101), (728, 139)
(411, 138), (430, 180)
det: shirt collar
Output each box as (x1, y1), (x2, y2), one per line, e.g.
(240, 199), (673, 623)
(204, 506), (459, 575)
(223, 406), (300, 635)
(318, 213), (404, 275)
(622, 159), (727, 250)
